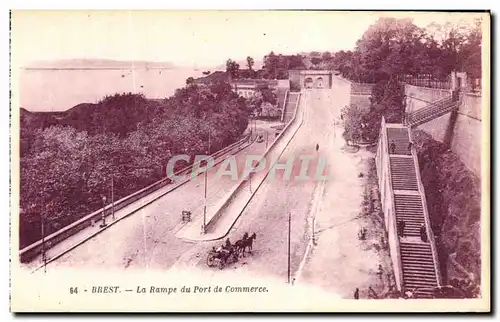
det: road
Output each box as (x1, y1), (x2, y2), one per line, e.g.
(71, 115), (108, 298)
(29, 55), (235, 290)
(44, 126), (273, 270)
(38, 89), (351, 294)
(172, 89), (340, 283)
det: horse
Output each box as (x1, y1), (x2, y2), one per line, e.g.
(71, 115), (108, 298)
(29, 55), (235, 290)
(235, 233), (257, 257)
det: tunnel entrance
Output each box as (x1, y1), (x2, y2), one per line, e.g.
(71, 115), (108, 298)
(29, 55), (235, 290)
(315, 77), (324, 88)
(305, 77), (313, 88)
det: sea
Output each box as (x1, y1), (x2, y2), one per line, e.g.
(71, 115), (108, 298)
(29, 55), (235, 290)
(18, 67), (204, 112)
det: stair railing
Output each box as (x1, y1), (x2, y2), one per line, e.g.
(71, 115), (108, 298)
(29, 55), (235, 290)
(407, 96), (457, 126)
(407, 128), (443, 287)
(407, 96), (453, 121)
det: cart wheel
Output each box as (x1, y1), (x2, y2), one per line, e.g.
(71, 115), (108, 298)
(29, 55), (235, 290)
(207, 254), (215, 267)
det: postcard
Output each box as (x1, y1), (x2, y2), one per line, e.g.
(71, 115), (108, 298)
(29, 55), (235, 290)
(10, 10), (490, 312)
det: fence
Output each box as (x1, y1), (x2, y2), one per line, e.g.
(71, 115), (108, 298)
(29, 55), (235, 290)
(466, 78), (481, 94)
(398, 74), (451, 90)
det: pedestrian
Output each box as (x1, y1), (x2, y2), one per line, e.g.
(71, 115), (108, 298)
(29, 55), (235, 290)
(420, 224), (428, 242)
(377, 264), (383, 280)
(407, 141), (413, 153)
(353, 288), (359, 299)
(390, 140), (396, 154)
(398, 220), (405, 237)
(316, 143), (319, 152)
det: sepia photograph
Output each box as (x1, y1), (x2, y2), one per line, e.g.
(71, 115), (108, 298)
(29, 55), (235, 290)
(9, 9), (490, 312)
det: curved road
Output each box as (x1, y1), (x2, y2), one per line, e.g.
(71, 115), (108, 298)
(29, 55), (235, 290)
(40, 89), (342, 290)
(173, 89), (340, 282)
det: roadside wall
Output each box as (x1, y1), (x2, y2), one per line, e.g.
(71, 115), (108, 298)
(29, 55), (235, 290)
(330, 75), (351, 110)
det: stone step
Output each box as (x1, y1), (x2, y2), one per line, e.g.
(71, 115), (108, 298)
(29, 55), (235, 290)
(401, 249), (434, 256)
(403, 275), (437, 283)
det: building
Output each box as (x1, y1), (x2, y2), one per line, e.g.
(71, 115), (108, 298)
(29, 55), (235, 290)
(288, 70), (334, 90)
(230, 79), (290, 98)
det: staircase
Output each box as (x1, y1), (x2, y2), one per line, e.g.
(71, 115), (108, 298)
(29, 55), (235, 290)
(384, 124), (441, 298)
(394, 195), (424, 237)
(387, 128), (411, 155)
(276, 88), (287, 116)
(282, 92), (299, 124)
(390, 158), (418, 191)
(400, 242), (439, 298)
(406, 95), (459, 128)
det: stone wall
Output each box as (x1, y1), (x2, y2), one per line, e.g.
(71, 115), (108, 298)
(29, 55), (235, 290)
(330, 75), (351, 109)
(350, 94), (371, 111)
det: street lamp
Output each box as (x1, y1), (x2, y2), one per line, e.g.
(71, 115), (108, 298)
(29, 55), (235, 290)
(201, 131), (211, 234)
(100, 195), (107, 228)
(111, 174), (115, 220)
(40, 201), (47, 273)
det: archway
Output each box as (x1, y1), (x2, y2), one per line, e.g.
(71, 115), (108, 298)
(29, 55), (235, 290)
(315, 77), (324, 88)
(304, 77), (313, 88)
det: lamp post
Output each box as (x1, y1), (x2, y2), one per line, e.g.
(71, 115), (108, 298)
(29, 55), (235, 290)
(287, 212), (291, 284)
(202, 131), (211, 234)
(100, 195), (107, 228)
(40, 199), (47, 273)
(111, 174), (115, 220)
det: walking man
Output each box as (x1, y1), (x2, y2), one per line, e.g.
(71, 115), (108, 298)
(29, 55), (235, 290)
(353, 288), (359, 299)
(420, 224), (428, 242)
(398, 220), (406, 237)
(390, 140), (396, 154)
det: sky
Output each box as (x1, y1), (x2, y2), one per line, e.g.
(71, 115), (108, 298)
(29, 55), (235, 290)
(11, 11), (483, 69)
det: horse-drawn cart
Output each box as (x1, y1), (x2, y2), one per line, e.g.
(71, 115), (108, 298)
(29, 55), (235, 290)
(206, 247), (238, 270)
(206, 233), (257, 270)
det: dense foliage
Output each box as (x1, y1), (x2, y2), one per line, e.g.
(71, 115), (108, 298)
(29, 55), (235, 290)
(225, 52), (306, 80)
(340, 17), (481, 145)
(323, 18), (482, 83)
(412, 130), (481, 294)
(20, 82), (250, 248)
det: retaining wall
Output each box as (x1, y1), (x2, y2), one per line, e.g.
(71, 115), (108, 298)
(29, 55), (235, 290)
(205, 92), (303, 232)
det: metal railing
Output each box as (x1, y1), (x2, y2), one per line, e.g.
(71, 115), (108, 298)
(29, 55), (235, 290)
(399, 74), (451, 90)
(406, 96), (456, 126)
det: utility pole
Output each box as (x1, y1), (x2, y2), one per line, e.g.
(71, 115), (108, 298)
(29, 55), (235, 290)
(202, 131), (211, 234)
(266, 131), (269, 149)
(111, 173), (115, 220)
(100, 195), (107, 228)
(41, 197), (47, 273)
(287, 212), (291, 284)
(312, 216), (317, 246)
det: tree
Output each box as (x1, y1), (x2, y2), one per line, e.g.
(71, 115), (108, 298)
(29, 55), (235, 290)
(260, 102), (281, 119)
(225, 59), (240, 79)
(341, 104), (365, 145)
(246, 56), (255, 70)
(263, 51), (278, 79)
(322, 51), (332, 62)
(311, 57), (322, 66)
(186, 77), (195, 85)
